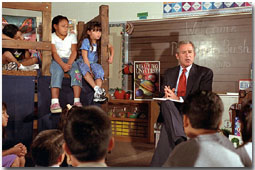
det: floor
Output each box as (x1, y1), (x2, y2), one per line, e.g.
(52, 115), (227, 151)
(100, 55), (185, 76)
(106, 141), (155, 167)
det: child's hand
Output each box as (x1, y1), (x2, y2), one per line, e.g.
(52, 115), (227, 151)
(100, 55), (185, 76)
(62, 63), (72, 72)
(21, 145), (27, 156)
(108, 55), (113, 64)
(12, 143), (24, 156)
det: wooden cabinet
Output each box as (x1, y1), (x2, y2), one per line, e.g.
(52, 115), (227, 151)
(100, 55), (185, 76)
(108, 99), (159, 143)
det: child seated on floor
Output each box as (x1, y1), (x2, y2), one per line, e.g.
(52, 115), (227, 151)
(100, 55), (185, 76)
(63, 105), (114, 167)
(2, 24), (39, 71)
(236, 100), (252, 167)
(2, 102), (27, 167)
(163, 91), (244, 167)
(30, 129), (65, 167)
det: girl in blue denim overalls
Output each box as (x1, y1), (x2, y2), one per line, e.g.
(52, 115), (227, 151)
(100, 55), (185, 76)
(77, 21), (114, 102)
(50, 15), (82, 113)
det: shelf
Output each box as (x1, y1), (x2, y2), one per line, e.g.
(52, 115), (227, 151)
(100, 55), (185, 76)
(3, 70), (38, 76)
(110, 117), (147, 122)
(108, 99), (160, 143)
(109, 99), (151, 104)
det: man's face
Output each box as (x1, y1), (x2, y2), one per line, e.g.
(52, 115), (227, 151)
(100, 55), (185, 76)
(176, 43), (195, 68)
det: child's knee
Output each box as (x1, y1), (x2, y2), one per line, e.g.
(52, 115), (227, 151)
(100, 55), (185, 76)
(11, 156), (20, 167)
(2, 51), (14, 59)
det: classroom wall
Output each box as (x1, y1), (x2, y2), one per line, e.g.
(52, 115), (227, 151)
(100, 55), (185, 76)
(2, 2), (163, 23)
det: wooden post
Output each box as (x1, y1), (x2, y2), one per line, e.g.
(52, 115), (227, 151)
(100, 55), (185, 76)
(77, 21), (85, 46)
(41, 2), (52, 76)
(99, 5), (109, 110)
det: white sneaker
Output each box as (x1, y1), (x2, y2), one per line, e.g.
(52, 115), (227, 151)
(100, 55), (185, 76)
(26, 64), (39, 70)
(18, 64), (39, 71)
(18, 64), (29, 71)
(93, 87), (108, 102)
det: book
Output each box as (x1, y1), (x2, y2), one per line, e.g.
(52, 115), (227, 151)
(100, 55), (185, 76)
(134, 61), (160, 100)
(153, 97), (184, 103)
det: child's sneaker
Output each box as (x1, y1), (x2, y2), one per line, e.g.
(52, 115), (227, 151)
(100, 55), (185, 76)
(94, 87), (108, 102)
(3, 62), (18, 71)
(26, 64), (39, 70)
(18, 64), (29, 71)
(50, 103), (62, 113)
(73, 102), (82, 107)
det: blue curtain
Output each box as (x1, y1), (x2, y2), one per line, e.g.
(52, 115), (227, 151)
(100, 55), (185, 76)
(37, 76), (97, 132)
(2, 75), (35, 150)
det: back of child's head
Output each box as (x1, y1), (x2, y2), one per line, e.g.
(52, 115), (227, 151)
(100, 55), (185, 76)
(238, 100), (252, 143)
(64, 105), (111, 162)
(52, 15), (68, 33)
(181, 91), (224, 130)
(31, 129), (64, 166)
(2, 24), (19, 38)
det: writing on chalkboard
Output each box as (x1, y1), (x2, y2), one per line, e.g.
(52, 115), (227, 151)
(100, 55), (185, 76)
(186, 22), (237, 35)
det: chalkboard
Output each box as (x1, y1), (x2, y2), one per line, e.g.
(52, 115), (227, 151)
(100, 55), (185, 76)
(128, 13), (252, 93)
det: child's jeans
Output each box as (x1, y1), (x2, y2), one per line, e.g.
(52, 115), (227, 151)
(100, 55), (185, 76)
(77, 58), (104, 80)
(50, 58), (82, 88)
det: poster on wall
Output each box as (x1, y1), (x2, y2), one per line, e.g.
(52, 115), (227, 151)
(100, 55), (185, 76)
(134, 61), (160, 100)
(2, 15), (37, 41)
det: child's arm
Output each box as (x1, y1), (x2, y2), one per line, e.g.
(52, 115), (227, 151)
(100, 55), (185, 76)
(108, 43), (114, 64)
(2, 143), (26, 157)
(24, 50), (31, 59)
(81, 49), (92, 71)
(51, 44), (71, 72)
(2, 34), (14, 40)
(67, 44), (77, 65)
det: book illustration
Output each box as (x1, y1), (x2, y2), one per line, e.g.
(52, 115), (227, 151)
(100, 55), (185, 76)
(134, 61), (160, 100)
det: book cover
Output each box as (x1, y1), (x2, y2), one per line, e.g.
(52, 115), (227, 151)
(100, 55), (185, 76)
(134, 61), (160, 100)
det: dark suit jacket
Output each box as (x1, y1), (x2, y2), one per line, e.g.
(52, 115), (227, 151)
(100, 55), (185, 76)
(158, 63), (213, 121)
(161, 63), (213, 99)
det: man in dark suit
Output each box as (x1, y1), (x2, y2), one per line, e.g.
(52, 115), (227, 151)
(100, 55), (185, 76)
(150, 41), (213, 166)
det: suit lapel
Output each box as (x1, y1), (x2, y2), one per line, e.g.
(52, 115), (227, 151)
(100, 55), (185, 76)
(186, 64), (197, 97)
(172, 66), (180, 88)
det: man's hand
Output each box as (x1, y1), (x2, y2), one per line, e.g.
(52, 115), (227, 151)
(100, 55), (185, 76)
(164, 86), (180, 100)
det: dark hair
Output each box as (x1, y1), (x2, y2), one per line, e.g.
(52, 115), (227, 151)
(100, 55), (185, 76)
(176, 41), (195, 54)
(58, 105), (79, 132)
(238, 100), (252, 143)
(78, 21), (101, 57)
(31, 129), (64, 166)
(2, 102), (7, 139)
(181, 91), (224, 130)
(64, 105), (111, 162)
(52, 15), (69, 33)
(2, 24), (19, 38)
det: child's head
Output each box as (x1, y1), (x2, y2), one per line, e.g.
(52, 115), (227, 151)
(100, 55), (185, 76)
(31, 129), (65, 167)
(58, 105), (78, 132)
(52, 15), (69, 35)
(2, 102), (9, 127)
(2, 24), (24, 40)
(181, 91), (224, 136)
(238, 100), (252, 143)
(86, 21), (102, 40)
(64, 105), (113, 164)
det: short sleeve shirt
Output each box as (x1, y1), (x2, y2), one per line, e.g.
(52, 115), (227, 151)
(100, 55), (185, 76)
(80, 38), (98, 63)
(51, 32), (77, 58)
